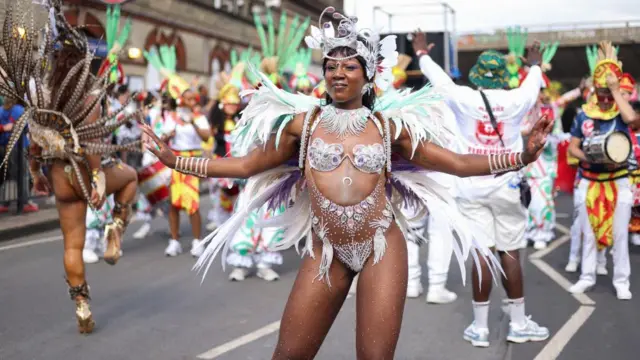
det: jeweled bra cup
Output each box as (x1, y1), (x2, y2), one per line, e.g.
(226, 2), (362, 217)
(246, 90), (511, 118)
(308, 138), (386, 174)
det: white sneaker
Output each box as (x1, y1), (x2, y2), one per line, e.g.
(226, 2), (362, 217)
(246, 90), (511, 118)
(596, 264), (608, 276)
(164, 239), (182, 257)
(507, 316), (550, 343)
(406, 281), (424, 298)
(205, 221), (218, 231)
(632, 234), (640, 246)
(190, 239), (205, 258)
(229, 267), (250, 281)
(565, 261), (579, 273)
(133, 222), (151, 239)
(615, 285), (632, 300)
(426, 287), (457, 304)
(569, 280), (594, 294)
(533, 241), (548, 250)
(257, 267), (280, 281)
(82, 249), (100, 264)
(463, 322), (490, 348)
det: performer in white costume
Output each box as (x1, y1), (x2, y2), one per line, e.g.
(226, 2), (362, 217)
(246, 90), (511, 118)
(412, 31), (550, 347)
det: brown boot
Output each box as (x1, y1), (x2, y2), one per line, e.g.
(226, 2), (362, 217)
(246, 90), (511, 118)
(67, 280), (95, 334)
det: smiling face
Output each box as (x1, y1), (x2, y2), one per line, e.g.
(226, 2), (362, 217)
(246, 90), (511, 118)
(324, 55), (368, 106)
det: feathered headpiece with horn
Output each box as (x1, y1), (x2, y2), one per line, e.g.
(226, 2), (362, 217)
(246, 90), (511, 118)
(144, 44), (190, 99)
(97, 4), (132, 84)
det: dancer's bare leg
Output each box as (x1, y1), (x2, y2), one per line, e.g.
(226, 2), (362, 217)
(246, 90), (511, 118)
(50, 161), (94, 333)
(273, 237), (354, 360)
(190, 209), (202, 240)
(356, 226), (408, 360)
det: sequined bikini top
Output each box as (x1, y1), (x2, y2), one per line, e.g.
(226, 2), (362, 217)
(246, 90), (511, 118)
(304, 106), (388, 174)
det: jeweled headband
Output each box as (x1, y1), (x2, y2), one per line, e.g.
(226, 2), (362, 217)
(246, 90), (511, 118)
(304, 7), (398, 91)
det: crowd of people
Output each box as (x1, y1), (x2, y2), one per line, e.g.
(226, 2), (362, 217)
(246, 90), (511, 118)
(1, 0), (639, 358)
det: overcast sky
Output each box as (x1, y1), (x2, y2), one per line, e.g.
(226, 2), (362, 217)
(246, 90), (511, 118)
(343, 0), (640, 34)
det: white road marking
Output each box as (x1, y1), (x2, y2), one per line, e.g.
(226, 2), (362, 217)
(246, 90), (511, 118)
(556, 212), (570, 219)
(530, 235), (569, 260)
(196, 321), (281, 359)
(0, 235), (62, 252)
(533, 305), (595, 360)
(529, 258), (595, 306)
(529, 214), (596, 360)
(555, 223), (571, 236)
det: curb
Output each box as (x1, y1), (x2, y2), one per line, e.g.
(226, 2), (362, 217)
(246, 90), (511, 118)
(0, 187), (213, 243)
(0, 218), (60, 242)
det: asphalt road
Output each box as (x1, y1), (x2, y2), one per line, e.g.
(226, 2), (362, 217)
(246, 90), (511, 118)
(1, 194), (639, 360)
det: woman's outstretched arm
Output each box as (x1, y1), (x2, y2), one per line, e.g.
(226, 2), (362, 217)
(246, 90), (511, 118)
(394, 114), (553, 177)
(142, 112), (304, 179)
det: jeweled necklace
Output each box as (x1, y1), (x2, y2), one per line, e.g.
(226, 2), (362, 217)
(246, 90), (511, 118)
(319, 105), (372, 139)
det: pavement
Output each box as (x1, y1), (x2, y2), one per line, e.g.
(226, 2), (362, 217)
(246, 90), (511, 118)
(0, 194), (639, 360)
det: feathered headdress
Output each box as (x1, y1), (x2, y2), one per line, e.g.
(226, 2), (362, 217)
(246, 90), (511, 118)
(284, 48), (319, 92)
(592, 41), (622, 88)
(505, 26), (527, 88)
(216, 62), (245, 105)
(144, 44), (190, 99)
(0, 0), (144, 208)
(253, 9), (310, 84)
(304, 7), (398, 91)
(97, 5), (132, 85)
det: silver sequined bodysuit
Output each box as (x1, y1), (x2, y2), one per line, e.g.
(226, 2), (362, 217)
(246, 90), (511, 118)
(302, 106), (394, 279)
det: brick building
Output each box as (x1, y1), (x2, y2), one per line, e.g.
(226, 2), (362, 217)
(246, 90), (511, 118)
(62, 0), (343, 90)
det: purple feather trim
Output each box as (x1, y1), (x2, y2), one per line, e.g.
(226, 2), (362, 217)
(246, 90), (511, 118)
(266, 170), (302, 211)
(388, 174), (424, 210)
(391, 157), (423, 172)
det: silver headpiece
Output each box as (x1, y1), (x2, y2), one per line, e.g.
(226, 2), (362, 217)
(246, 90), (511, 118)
(304, 7), (398, 91)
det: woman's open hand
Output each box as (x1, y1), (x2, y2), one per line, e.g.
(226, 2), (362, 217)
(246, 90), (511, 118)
(523, 114), (553, 164)
(141, 124), (177, 169)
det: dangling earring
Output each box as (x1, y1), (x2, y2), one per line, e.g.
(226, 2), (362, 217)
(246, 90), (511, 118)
(361, 83), (372, 95)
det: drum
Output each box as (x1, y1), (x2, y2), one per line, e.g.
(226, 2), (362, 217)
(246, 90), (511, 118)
(582, 131), (631, 164)
(137, 155), (172, 207)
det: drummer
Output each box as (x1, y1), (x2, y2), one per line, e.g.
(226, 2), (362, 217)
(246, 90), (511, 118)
(567, 43), (638, 300)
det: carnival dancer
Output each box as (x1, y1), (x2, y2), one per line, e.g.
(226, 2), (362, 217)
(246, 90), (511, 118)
(567, 42), (638, 300)
(624, 74), (640, 245)
(142, 8), (553, 357)
(162, 88), (211, 257)
(412, 30), (551, 346)
(0, 0), (143, 333)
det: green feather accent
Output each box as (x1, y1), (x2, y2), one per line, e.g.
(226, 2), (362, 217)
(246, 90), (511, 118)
(143, 47), (164, 72)
(253, 12), (269, 56)
(266, 8), (276, 57)
(275, 10), (288, 61)
(106, 6), (115, 49)
(230, 49), (238, 67)
(586, 45), (598, 75)
(116, 17), (132, 48)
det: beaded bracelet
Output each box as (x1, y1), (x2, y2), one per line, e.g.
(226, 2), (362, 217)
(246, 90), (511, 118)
(488, 152), (525, 174)
(175, 156), (210, 178)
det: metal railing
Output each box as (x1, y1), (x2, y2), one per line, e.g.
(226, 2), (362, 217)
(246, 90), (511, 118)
(0, 136), (36, 215)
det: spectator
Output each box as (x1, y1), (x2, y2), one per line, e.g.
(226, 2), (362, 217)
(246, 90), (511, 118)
(0, 97), (38, 213)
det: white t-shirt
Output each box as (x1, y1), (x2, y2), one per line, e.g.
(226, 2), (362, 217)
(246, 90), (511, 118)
(419, 55), (544, 199)
(162, 109), (210, 151)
